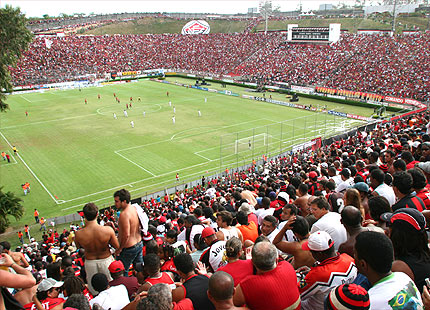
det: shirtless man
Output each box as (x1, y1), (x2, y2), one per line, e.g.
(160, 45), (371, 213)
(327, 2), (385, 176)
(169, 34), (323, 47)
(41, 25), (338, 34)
(0, 241), (29, 268)
(272, 216), (315, 269)
(74, 202), (119, 294)
(114, 189), (143, 274)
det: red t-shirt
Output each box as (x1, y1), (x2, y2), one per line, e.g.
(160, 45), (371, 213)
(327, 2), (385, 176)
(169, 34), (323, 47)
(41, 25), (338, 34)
(218, 259), (254, 286)
(24, 297), (65, 310)
(239, 261), (300, 310)
(173, 298), (194, 310)
(145, 272), (174, 286)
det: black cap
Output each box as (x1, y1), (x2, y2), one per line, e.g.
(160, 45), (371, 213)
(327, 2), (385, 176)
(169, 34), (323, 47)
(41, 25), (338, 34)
(380, 208), (426, 231)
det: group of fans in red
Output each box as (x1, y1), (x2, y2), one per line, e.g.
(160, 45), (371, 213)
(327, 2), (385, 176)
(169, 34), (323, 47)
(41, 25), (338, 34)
(1, 108), (430, 310)
(9, 31), (430, 103)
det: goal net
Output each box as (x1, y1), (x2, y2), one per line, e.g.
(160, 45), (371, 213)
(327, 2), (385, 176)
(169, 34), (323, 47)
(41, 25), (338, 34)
(234, 133), (269, 154)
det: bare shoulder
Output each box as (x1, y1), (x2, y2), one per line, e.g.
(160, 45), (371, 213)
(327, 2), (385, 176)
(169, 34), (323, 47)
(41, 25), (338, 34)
(101, 225), (116, 233)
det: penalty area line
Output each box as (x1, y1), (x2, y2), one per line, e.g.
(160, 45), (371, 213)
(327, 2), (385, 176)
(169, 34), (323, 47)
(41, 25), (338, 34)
(0, 131), (59, 204)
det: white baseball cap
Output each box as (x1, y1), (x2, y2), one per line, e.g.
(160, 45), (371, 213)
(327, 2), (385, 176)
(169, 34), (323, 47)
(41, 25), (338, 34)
(302, 231), (334, 251)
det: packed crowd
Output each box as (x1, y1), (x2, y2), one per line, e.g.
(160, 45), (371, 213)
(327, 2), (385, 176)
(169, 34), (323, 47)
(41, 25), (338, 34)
(10, 31), (430, 101)
(1, 106), (430, 309)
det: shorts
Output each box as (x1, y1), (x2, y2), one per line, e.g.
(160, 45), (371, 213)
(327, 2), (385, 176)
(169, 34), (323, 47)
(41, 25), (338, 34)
(85, 255), (115, 295)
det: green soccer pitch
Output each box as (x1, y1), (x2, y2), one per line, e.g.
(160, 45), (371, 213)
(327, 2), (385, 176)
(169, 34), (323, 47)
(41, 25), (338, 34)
(0, 78), (370, 228)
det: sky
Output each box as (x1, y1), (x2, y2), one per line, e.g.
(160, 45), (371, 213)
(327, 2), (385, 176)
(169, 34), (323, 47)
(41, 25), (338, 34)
(1, 0), (363, 17)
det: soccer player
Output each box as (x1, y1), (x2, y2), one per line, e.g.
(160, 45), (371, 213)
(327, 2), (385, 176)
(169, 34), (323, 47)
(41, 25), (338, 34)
(130, 96), (133, 102)
(173, 106), (176, 114)
(143, 111), (146, 117)
(113, 93), (116, 97)
(85, 98), (87, 104)
(138, 97), (141, 102)
(113, 113), (117, 119)
(13, 146), (17, 155)
(205, 97), (207, 103)
(126, 103), (129, 109)
(176, 173), (179, 182)
(130, 121), (134, 128)
(248, 140), (251, 150)
(25, 111), (28, 117)
(124, 110), (128, 118)
(1, 151), (5, 160)
(98, 94), (101, 100)
(169, 101), (172, 107)
(172, 116), (175, 124)
(166, 91), (169, 97)
(129, 102), (132, 108)
(198, 110), (201, 117)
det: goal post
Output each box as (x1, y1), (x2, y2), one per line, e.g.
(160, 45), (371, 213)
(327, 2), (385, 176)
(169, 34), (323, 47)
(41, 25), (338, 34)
(234, 133), (269, 154)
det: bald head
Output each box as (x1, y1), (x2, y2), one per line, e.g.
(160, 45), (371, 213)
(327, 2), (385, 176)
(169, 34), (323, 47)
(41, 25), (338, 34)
(252, 241), (277, 271)
(341, 205), (362, 227)
(208, 271), (234, 300)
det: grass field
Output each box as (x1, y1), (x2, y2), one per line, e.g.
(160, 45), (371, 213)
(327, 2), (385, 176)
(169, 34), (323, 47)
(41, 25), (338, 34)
(0, 78), (372, 233)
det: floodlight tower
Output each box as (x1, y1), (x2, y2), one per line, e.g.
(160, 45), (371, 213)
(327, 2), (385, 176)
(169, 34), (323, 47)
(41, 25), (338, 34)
(259, 0), (272, 35)
(391, 0), (397, 34)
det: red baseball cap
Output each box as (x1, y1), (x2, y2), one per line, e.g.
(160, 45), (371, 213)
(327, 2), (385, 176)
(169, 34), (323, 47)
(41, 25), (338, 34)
(108, 260), (124, 273)
(309, 171), (318, 179)
(202, 227), (216, 239)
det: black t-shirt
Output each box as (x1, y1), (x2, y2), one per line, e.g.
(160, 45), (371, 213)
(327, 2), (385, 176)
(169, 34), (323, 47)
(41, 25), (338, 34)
(183, 274), (215, 310)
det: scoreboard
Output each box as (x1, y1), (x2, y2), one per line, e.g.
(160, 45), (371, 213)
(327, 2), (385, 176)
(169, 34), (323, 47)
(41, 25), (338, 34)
(287, 24), (341, 44)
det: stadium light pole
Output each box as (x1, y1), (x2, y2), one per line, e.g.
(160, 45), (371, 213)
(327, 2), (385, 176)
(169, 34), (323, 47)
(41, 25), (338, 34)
(391, 0), (397, 34)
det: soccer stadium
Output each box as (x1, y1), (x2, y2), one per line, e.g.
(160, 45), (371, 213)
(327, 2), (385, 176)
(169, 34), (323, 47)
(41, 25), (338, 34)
(0, 1), (430, 309)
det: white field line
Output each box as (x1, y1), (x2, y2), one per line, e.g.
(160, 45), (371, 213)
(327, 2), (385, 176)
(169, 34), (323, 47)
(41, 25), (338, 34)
(20, 95), (32, 103)
(59, 118), (364, 210)
(194, 152), (213, 161)
(113, 150), (156, 176)
(60, 163), (221, 211)
(0, 151), (18, 165)
(0, 131), (59, 204)
(116, 118), (268, 154)
(96, 103), (162, 116)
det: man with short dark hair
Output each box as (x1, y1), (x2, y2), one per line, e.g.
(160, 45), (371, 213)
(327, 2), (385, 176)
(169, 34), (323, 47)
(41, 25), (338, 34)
(90, 273), (129, 309)
(208, 271), (247, 310)
(299, 231), (357, 310)
(75, 203), (119, 295)
(338, 206), (383, 257)
(409, 168), (430, 209)
(309, 197), (347, 251)
(108, 260), (139, 299)
(114, 189), (143, 274)
(369, 169), (395, 206)
(354, 231), (423, 309)
(233, 242), (301, 310)
(260, 215), (279, 242)
(335, 168), (353, 193)
(0, 241), (29, 268)
(172, 253), (214, 310)
(391, 171), (425, 211)
(216, 211), (243, 243)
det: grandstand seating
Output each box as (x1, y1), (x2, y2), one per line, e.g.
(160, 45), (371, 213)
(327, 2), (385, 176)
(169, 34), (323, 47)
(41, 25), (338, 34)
(10, 31), (430, 101)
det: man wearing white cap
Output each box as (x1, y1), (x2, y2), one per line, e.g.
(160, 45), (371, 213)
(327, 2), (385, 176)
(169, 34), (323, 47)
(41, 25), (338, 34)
(29, 278), (65, 310)
(298, 231), (357, 310)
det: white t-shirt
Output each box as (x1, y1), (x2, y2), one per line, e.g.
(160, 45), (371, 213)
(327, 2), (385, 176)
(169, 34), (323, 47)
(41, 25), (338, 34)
(374, 183), (396, 207)
(310, 212), (347, 251)
(90, 284), (130, 310)
(335, 178), (353, 193)
(256, 208), (275, 226)
(368, 272), (423, 310)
